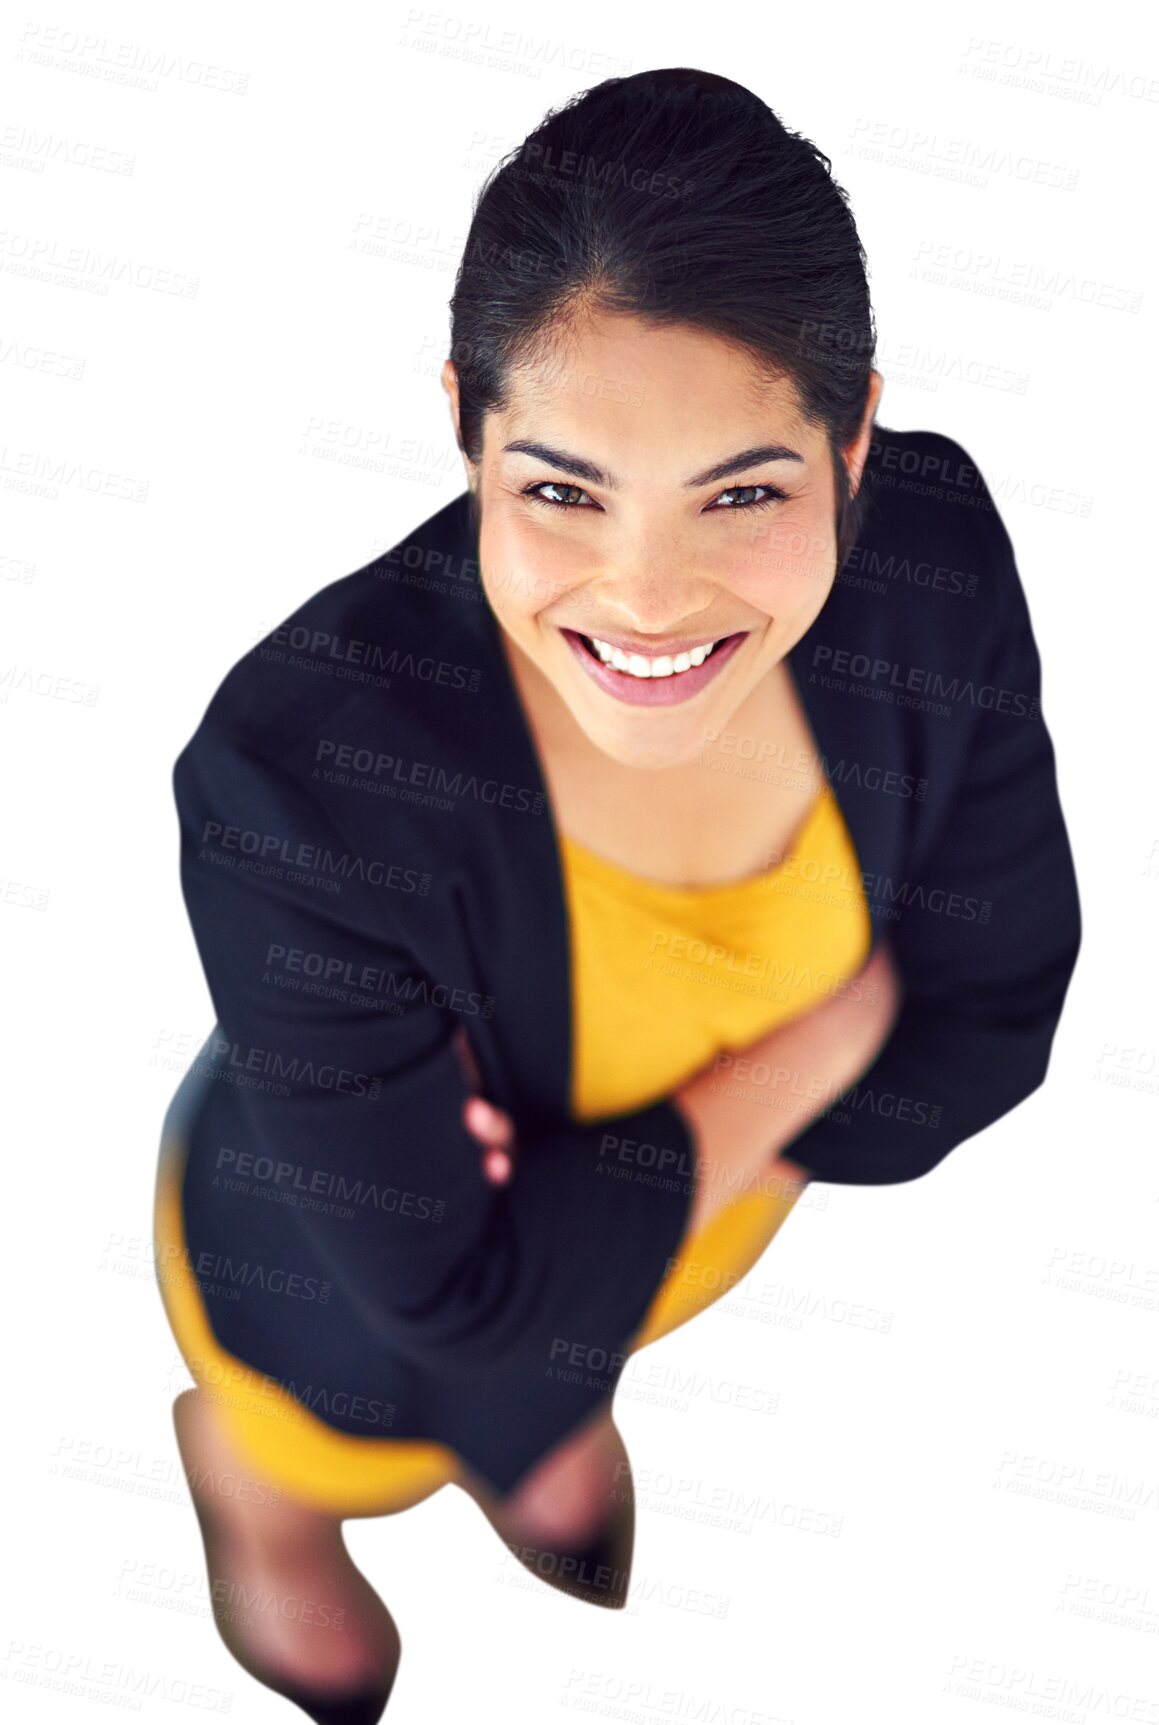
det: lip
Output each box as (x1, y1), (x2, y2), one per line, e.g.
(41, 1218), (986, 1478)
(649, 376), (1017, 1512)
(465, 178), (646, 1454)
(560, 627), (748, 707)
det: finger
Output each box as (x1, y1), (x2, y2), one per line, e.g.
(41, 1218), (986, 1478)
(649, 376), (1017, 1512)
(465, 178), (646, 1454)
(463, 1096), (515, 1147)
(482, 1147), (513, 1186)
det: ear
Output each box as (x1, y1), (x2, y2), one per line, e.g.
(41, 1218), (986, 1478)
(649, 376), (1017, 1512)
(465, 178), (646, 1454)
(441, 359), (462, 444)
(844, 369), (884, 499)
(442, 359), (477, 490)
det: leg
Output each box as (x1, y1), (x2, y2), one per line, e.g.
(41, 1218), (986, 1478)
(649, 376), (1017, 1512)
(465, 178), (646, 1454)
(455, 1403), (635, 1611)
(172, 1387), (400, 1723)
(458, 1175), (808, 1610)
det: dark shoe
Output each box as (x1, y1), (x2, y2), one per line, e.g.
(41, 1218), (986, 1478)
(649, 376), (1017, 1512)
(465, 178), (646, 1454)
(272, 1673), (393, 1724)
(503, 1489), (635, 1610)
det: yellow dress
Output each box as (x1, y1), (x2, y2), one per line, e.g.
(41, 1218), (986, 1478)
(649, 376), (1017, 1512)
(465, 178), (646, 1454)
(154, 778), (870, 1513)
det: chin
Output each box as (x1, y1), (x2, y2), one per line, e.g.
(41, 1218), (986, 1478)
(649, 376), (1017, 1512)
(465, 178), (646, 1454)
(581, 713), (708, 772)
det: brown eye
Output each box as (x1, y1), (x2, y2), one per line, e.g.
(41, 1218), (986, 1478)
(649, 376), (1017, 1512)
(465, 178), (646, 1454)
(524, 482), (596, 509)
(711, 485), (786, 512)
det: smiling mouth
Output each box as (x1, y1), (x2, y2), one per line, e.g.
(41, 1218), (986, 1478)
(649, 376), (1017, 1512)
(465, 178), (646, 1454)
(573, 631), (742, 679)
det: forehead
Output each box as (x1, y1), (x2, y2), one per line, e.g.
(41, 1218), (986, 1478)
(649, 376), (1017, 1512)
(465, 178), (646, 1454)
(502, 313), (807, 431)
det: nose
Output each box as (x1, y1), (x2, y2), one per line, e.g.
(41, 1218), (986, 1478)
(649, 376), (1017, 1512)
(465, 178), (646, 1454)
(583, 567), (718, 639)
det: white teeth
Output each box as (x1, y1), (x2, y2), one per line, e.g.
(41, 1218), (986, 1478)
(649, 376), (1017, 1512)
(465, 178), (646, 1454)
(587, 636), (721, 678)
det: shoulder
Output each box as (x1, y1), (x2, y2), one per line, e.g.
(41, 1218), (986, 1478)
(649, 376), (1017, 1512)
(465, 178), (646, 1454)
(173, 491), (485, 801)
(848, 424), (1022, 658)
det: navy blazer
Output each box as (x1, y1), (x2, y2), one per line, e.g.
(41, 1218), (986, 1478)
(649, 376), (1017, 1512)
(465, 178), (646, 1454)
(170, 425), (1081, 1490)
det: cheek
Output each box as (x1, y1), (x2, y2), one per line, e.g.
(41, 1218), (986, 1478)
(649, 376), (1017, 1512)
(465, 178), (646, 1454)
(730, 508), (836, 607)
(481, 514), (591, 619)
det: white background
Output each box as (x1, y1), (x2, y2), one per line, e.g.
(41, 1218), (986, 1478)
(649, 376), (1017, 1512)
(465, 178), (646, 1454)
(3, 1), (1157, 1720)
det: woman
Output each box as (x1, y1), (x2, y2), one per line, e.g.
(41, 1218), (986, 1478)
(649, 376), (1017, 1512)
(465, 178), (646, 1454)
(153, 67), (1081, 1722)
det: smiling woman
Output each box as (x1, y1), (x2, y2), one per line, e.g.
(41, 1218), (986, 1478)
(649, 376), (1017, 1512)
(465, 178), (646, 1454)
(445, 316), (880, 759)
(155, 64), (1081, 1723)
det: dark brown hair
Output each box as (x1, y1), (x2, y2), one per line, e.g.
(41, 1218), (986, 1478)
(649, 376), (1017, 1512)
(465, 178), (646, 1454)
(448, 66), (878, 570)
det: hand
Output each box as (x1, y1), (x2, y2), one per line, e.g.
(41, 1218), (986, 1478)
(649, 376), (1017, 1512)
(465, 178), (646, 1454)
(452, 1025), (518, 1186)
(674, 934), (904, 1234)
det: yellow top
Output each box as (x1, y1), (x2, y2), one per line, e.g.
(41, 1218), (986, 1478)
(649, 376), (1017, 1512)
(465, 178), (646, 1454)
(560, 776), (873, 1354)
(561, 776), (873, 1120)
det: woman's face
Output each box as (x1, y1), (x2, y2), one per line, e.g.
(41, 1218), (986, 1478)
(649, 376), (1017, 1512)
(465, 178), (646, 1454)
(444, 314), (882, 771)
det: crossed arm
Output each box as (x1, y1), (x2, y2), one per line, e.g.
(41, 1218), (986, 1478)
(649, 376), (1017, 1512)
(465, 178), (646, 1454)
(458, 933), (904, 1232)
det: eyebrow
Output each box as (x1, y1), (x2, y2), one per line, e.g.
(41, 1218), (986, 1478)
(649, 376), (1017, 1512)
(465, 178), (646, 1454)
(501, 439), (805, 490)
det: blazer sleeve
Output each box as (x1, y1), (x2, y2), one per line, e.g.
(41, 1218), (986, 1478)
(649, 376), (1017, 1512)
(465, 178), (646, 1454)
(172, 727), (695, 1378)
(780, 512), (1082, 1187)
